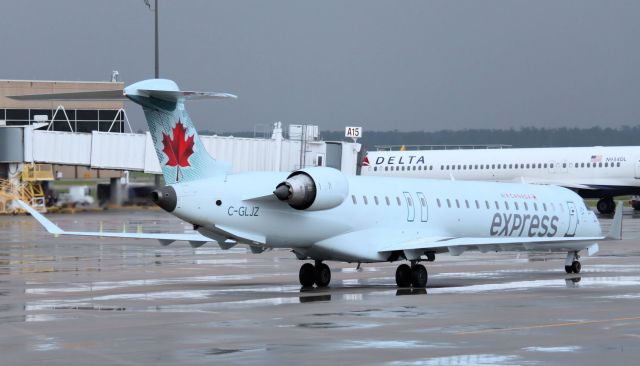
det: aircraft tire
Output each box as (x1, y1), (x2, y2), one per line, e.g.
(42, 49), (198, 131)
(596, 198), (615, 215)
(299, 263), (316, 287)
(565, 265), (573, 274)
(395, 264), (412, 287)
(411, 264), (428, 288)
(314, 263), (331, 287)
(571, 261), (581, 274)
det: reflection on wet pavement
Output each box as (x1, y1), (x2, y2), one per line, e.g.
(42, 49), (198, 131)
(1, 210), (640, 365)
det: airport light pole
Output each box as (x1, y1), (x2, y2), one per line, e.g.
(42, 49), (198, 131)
(144, 0), (160, 78)
(144, 0), (162, 187)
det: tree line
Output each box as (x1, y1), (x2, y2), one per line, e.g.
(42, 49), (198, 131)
(202, 125), (639, 150)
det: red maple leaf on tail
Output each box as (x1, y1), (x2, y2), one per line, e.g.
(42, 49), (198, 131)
(162, 120), (194, 182)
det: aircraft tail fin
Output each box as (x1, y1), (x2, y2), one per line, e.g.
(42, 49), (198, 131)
(124, 79), (236, 184)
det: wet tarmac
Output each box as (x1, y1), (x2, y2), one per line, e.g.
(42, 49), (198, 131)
(1, 209), (639, 365)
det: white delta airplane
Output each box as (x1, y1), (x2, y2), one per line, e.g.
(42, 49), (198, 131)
(17, 79), (623, 289)
(362, 146), (640, 215)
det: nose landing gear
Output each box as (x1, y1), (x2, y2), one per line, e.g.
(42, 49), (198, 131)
(298, 261), (331, 288)
(396, 262), (428, 288)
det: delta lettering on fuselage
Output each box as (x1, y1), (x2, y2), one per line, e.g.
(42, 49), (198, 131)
(489, 212), (559, 237)
(375, 155), (426, 165)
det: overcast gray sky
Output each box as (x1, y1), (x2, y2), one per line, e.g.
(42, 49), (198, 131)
(1, 1), (639, 132)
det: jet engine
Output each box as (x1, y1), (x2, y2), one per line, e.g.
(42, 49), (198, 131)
(273, 167), (348, 210)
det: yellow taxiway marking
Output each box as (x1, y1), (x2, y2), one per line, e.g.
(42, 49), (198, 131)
(457, 316), (640, 335)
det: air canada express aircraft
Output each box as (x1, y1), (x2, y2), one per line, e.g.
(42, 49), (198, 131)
(15, 79), (623, 289)
(362, 147), (640, 214)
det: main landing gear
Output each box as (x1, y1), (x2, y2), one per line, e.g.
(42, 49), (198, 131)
(564, 251), (582, 274)
(596, 197), (615, 215)
(299, 261), (331, 287)
(395, 262), (428, 288)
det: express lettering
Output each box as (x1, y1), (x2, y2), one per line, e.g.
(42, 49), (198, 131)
(490, 213), (559, 237)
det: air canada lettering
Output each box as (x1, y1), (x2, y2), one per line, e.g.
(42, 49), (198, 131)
(375, 156), (426, 165)
(489, 213), (559, 237)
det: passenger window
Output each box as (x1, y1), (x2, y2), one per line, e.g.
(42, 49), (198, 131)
(587, 163), (590, 168)
(543, 203), (547, 211)
(605, 162), (609, 167)
(457, 165), (461, 170)
(550, 163), (554, 168)
(385, 196), (390, 206)
(563, 163), (567, 168)
(455, 199), (460, 208)
(374, 167), (377, 171)
(514, 202), (519, 210)
(447, 199), (452, 208)
(581, 163), (585, 168)
(363, 196), (368, 205)
(429, 166), (433, 170)
(441, 165), (444, 170)
(504, 201), (509, 210)
(526, 164), (530, 169)
(437, 198), (441, 208)
(465, 200), (470, 208)
(544, 163), (548, 168)
(534, 202), (538, 211)
(495, 201), (499, 210)
(520, 164), (524, 169)
(497, 164), (501, 169)
(617, 162), (621, 167)
(396, 166), (400, 171)
(446, 165), (450, 170)
(351, 195), (357, 204)
(514, 164), (518, 169)
(374, 196), (379, 205)
(420, 197), (426, 206)
(485, 200), (490, 209)
(463, 165), (467, 170)
(475, 200), (480, 209)
(384, 167), (388, 171)
(396, 197), (401, 206)
(538, 163), (542, 168)
(524, 202), (528, 210)
(474, 165), (478, 169)
(509, 164), (513, 169)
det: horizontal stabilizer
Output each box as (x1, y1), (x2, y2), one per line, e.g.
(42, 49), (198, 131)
(17, 200), (213, 243)
(9, 90), (125, 101)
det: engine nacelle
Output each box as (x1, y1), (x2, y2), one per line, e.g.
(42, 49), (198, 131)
(273, 167), (349, 211)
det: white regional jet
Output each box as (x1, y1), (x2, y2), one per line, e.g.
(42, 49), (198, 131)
(16, 79), (623, 288)
(362, 147), (640, 214)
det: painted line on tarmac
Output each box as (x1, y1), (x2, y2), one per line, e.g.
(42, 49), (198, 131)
(457, 315), (640, 335)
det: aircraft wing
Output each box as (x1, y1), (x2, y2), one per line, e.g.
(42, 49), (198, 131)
(16, 200), (213, 246)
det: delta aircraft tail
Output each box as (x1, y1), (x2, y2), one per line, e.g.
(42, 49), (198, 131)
(124, 79), (236, 183)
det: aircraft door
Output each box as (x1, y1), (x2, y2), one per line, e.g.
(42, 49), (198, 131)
(416, 192), (428, 222)
(635, 158), (640, 179)
(565, 201), (578, 237)
(403, 192), (415, 222)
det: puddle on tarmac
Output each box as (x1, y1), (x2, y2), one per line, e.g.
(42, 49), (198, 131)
(388, 354), (523, 366)
(523, 346), (581, 353)
(296, 321), (379, 330)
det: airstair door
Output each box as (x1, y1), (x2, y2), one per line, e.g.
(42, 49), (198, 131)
(566, 201), (578, 237)
(416, 192), (428, 222)
(403, 192), (415, 222)
(635, 159), (640, 179)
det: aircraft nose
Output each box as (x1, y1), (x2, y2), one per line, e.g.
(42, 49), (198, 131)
(151, 186), (177, 212)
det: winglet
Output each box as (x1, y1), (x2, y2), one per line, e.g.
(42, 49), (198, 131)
(606, 201), (623, 240)
(15, 200), (64, 234)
